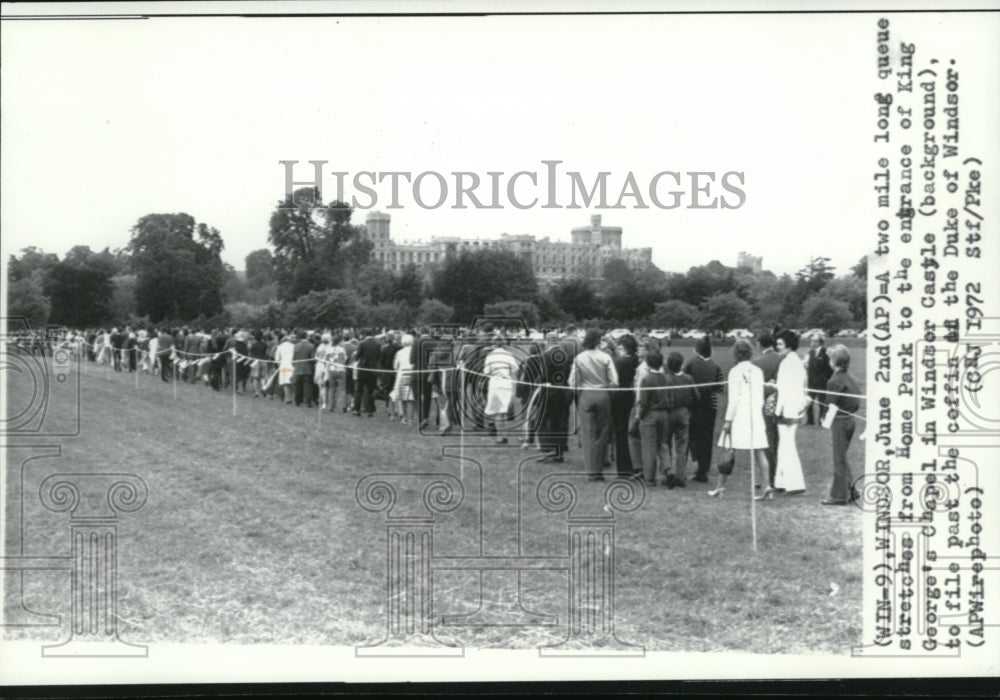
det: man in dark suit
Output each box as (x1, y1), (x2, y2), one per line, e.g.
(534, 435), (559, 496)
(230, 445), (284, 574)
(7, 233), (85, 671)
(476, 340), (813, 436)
(682, 336), (724, 483)
(753, 331), (783, 486)
(662, 352), (700, 488)
(109, 328), (125, 372)
(410, 327), (437, 428)
(86, 330), (97, 362)
(536, 333), (575, 461)
(424, 335), (457, 432)
(208, 328), (229, 391)
(805, 334), (834, 425)
(379, 332), (400, 413)
(340, 333), (357, 411)
(183, 328), (201, 383)
(124, 327), (138, 373)
(157, 328), (175, 382)
(457, 333), (491, 431)
(353, 329), (382, 416)
(292, 330), (316, 407)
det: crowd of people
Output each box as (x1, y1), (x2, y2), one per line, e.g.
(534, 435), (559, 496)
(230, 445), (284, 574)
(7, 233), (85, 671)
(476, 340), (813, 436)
(26, 323), (864, 506)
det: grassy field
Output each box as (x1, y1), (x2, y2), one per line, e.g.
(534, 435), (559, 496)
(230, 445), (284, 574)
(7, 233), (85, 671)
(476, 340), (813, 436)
(3, 343), (865, 654)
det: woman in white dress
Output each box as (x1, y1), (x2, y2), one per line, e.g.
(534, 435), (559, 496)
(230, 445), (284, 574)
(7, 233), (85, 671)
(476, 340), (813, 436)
(274, 332), (296, 404)
(314, 332), (333, 410)
(772, 329), (808, 495)
(484, 335), (519, 444)
(709, 340), (771, 497)
(392, 335), (415, 424)
(94, 329), (108, 365)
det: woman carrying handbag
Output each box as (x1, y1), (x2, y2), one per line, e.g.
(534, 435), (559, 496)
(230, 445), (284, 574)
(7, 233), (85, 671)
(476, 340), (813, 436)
(708, 340), (772, 497)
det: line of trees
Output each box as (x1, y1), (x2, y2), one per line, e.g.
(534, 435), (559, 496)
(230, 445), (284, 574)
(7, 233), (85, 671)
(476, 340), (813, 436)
(7, 192), (867, 334)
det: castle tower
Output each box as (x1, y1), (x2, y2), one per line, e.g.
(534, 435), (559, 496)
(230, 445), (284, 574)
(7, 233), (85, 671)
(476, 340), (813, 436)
(365, 211), (392, 242)
(737, 251), (763, 273)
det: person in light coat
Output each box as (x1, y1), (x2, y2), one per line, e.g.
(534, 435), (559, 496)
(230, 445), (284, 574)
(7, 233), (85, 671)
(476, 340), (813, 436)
(483, 335), (520, 444)
(708, 340), (771, 498)
(275, 332), (297, 404)
(772, 329), (809, 495)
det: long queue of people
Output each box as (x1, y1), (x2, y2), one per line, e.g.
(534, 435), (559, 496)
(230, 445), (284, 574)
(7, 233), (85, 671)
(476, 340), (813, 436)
(34, 323), (863, 506)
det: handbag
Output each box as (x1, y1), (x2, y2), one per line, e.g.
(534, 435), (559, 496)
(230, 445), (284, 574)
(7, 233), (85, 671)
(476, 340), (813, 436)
(715, 432), (735, 476)
(763, 390), (777, 418)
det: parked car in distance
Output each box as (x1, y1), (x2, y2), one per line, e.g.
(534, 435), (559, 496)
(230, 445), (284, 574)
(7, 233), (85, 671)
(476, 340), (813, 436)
(608, 328), (631, 340)
(649, 329), (671, 341)
(681, 329), (706, 339)
(725, 328), (755, 340)
(801, 328), (826, 341)
(858, 329), (868, 339)
(835, 329), (859, 337)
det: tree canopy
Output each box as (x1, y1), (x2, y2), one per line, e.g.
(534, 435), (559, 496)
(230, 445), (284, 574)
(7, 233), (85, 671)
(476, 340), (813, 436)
(127, 212), (226, 322)
(431, 248), (537, 323)
(45, 246), (117, 326)
(699, 292), (753, 332)
(244, 249), (275, 289)
(268, 189), (373, 301)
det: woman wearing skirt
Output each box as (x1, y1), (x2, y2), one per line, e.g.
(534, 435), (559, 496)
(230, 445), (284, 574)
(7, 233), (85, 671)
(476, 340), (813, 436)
(392, 335), (416, 424)
(709, 340), (771, 497)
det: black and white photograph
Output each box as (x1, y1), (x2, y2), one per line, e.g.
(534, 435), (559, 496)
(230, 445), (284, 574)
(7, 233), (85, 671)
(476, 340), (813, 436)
(2, 0), (998, 685)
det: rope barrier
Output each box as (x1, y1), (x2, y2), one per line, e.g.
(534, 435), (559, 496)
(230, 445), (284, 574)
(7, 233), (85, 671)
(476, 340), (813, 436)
(234, 351), (445, 375)
(21, 334), (876, 459)
(37, 338), (870, 401)
(456, 363), (729, 393)
(810, 396), (867, 423)
(807, 387), (869, 400)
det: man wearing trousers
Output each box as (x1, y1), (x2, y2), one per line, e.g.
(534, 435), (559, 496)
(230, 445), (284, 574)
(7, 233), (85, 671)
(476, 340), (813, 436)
(292, 331), (316, 407)
(754, 332), (783, 487)
(806, 334), (834, 425)
(682, 336), (724, 483)
(662, 352), (699, 488)
(353, 329), (382, 417)
(822, 345), (862, 505)
(568, 329), (618, 481)
(537, 335), (574, 461)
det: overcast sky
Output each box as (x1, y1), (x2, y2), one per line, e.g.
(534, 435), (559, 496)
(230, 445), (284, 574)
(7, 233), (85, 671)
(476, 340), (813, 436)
(2, 10), (996, 277)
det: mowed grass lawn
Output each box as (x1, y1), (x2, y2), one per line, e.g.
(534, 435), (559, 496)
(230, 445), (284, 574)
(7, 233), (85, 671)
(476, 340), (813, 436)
(4, 341), (865, 653)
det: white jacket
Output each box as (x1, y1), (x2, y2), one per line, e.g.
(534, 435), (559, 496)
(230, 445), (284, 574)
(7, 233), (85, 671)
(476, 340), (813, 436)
(775, 351), (809, 419)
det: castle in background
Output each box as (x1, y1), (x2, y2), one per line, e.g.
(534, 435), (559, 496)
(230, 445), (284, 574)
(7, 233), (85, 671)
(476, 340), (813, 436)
(362, 213), (653, 285)
(737, 251), (763, 273)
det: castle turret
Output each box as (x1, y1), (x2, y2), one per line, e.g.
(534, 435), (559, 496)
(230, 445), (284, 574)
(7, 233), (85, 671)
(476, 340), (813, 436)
(365, 211), (391, 242)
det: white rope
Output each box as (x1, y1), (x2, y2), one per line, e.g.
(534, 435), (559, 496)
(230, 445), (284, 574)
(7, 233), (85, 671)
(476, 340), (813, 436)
(459, 363), (729, 393)
(52, 339), (871, 400)
(810, 395), (867, 422)
(60, 340), (868, 422)
(808, 387), (867, 400)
